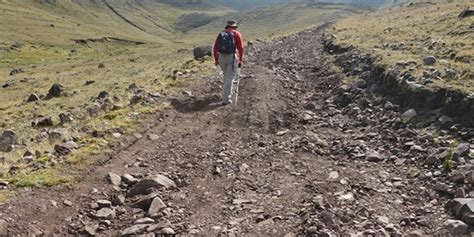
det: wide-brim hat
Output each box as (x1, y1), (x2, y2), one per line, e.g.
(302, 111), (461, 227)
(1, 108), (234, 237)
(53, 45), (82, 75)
(226, 20), (238, 28)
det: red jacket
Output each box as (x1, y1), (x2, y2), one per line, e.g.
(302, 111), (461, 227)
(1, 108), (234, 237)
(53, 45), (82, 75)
(213, 29), (244, 64)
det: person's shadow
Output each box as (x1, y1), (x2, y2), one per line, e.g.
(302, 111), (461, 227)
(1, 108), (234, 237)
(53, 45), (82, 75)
(169, 95), (223, 113)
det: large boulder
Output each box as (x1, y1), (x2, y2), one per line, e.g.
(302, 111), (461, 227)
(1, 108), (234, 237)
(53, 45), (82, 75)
(193, 46), (212, 60)
(0, 130), (17, 152)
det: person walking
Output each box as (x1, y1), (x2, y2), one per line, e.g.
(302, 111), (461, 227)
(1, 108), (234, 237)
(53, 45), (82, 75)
(213, 20), (244, 105)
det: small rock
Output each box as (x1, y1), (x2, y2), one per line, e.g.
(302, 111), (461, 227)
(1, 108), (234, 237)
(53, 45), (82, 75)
(0, 129), (17, 152)
(148, 134), (159, 141)
(127, 174), (176, 197)
(107, 172), (122, 186)
(384, 101), (395, 110)
(366, 151), (386, 162)
(83, 225), (97, 236)
(328, 171), (339, 180)
(97, 91), (108, 100)
(54, 141), (79, 155)
(98, 63), (105, 69)
(47, 83), (64, 98)
(122, 174), (138, 186)
(96, 200), (112, 208)
(94, 208), (116, 220)
(121, 224), (149, 236)
(0, 220), (7, 236)
(276, 129), (289, 136)
(134, 217), (155, 225)
(161, 227), (175, 235)
(406, 230), (423, 237)
(352, 79), (367, 89)
(27, 93), (40, 102)
(32, 116), (54, 127)
(59, 113), (74, 124)
(112, 194), (126, 206)
(148, 197), (167, 216)
(63, 200), (73, 206)
(444, 219), (468, 235)
(401, 109), (417, 123)
(423, 56), (437, 65)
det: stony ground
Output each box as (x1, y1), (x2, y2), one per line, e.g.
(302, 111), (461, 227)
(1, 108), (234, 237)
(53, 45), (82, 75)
(0, 26), (473, 236)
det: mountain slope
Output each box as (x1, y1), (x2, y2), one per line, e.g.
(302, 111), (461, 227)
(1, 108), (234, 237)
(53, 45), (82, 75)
(0, 0), (233, 45)
(190, 2), (367, 43)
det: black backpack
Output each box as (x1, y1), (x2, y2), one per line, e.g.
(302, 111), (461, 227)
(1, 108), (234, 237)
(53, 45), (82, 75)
(217, 31), (235, 54)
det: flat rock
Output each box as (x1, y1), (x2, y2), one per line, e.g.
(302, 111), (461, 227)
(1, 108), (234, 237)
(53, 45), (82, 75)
(366, 151), (386, 162)
(134, 217), (155, 225)
(444, 219), (468, 235)
(133, 192), (160, 210)
(127, 174), (176, 197)
(148, 197), (167, 216)
(0, 219), (8, 235)
(401, 109), (417, 123)
(54, 141), (78, 156)
(423, 56), (437, 65)
(121, 224), (149, 236)
(107, 172), (122, 186)
(96, 200), (112, 208)
(148, 134), (159, 141)
(94, 208), (116, 220)
(122, 174), (138, 185)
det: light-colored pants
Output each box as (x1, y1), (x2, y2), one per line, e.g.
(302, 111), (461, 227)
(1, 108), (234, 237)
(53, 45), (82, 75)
(218, 53), (237, 103)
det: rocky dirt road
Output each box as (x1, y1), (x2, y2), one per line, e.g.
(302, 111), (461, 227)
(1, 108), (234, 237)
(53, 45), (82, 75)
(1, 26), (473, 236)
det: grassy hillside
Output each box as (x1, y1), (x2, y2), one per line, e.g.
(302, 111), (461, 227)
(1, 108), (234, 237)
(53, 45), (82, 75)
(190, 2), (367, 44)
(331, 0), (473, 93)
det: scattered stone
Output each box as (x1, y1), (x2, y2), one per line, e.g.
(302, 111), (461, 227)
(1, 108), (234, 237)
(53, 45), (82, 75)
(134, 217), (155, 225)
(121, 224), (149, 236)
(0, 129), (17, 152)
(96, 200), (112, 208)
(276, 129), (289, 136)
(107, 172), (122, 186)
(54, 141), (79, 155)
(384, 101), (395, 110)
(148, 197), (166, 216)
(94, 208), (116, 220)
(98, 63), (105, 69)
(122, 174), (138, 186)
(59, 113), (74, 124)
(48, 128), (69, 140)
(423, 56), (437, 65)
(434, 182), (450, 193)
(47, 83), (64, 98)
(32, 116), (54, 127)
(366, 151), (386, 162)
(112, 194), (126, 206)
(401, 109), (417, 123)
(133, 192), (160, 210)
(97, 91), (108, 100)
(328, 171), (339, 180)
(127, 174), (176, 197)
(160, 227), (175, 235)
(83, 225), (97, 236)
(27, 93), (40, 102)
(444, 219), (468, 235)
(352, 79), (367, 89)
(148, 134), (159, 141)
(9, 68), (24, 76)
(193, 46), (212, 60)
(454, 143), (470, 158)
(63, 200), (73, 207)
(458, 8), (474, 18)
(0, 220), (8, 236)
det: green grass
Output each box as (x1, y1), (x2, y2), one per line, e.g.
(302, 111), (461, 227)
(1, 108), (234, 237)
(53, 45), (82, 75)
(9, 169), (73, 188)
(331, 0), (473, 93)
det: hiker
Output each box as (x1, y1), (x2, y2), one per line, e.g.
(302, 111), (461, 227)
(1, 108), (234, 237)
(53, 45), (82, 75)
(213, 20), (244, 105)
